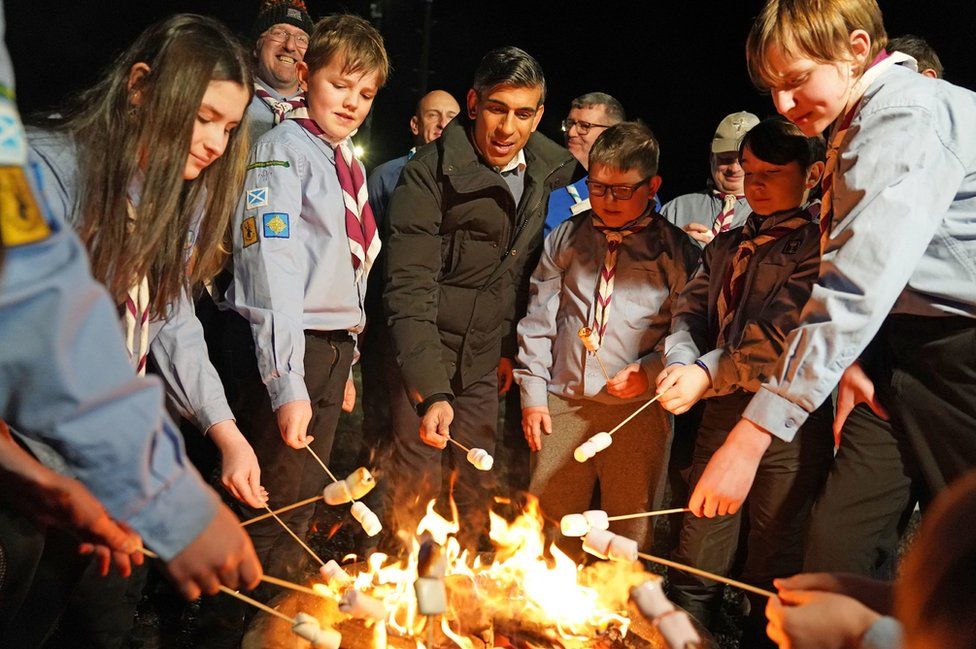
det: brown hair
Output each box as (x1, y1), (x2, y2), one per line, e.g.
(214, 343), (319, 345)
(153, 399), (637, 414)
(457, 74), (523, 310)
(747, 0), (888, 91)
(51, 14), (252, 318)
(739, 117), (826, 169)
(303, 14), (390, 87)
(588, 121), (660, 178)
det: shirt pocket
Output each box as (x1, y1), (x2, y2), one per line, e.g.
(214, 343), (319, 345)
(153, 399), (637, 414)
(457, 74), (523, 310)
(744, 260), (797, 313)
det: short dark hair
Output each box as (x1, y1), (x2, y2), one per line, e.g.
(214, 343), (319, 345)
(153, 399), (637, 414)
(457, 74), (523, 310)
(588, 121), (660, 177)
(472, 46), (546, 104)
(570, 92), (625, 123)
(738, 117), (825, 169)
(888, 34), (943, 78)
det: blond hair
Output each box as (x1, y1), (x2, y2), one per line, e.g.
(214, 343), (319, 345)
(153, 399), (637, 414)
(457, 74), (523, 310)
(304, 14), (390, 87)
(747, 0), (888, 90)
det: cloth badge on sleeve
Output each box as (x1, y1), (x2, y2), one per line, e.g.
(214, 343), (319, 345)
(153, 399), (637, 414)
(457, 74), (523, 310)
(246, 160), (290, 171)
(784, 237), (801, 255)
(242, 216), (259, 248)
(262, 212), (290, 239)
(246, 187), (269, 209)
(0, 95), (27, 166)
(0, 166), (51, 246)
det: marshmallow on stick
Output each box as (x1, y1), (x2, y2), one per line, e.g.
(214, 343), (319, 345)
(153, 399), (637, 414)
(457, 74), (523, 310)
(319, 560), (353, 588)
(582, 528), (639, 562)
(578, 326), (601, 352)
(630, 581), (702, 649)
(322, 467), (376, 505)
(292, 612), (342, 649)
(560, 508), (689, 537)
(446, 436), (494, 471)
(339, 589), (388, 621)
(573, 431), (613, 462)
(350, 501), (382, 537)
(415, 539), (447, 616)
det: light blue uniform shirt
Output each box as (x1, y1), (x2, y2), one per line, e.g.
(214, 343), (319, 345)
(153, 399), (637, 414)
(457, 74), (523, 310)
(245, 78), (290, 143)
(745, 64), (976, 441)
(0, 6), (216, 558)
(26, 129), (235, 432)
(515, 211), (699, 408)
(225, 120), (368, 410)
(660, 190), (751, 247)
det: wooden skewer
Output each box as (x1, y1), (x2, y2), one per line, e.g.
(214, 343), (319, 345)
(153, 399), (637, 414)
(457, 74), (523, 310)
(261, 574), (330, 598)
(608, 392), (665, 436)
(606, 507), (690, 522)
(593, 351), (612, 382)
(447, 437), (471, 453)
(304, 443), (357, 503)
(636, 551), (775, 599)
(135, 548), (296, 623)
(240, 495), (324, 527)
(262, 504), (326, 567)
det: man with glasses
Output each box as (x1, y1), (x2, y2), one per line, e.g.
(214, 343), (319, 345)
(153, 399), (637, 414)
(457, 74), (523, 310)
(384, 47), (577, 547)
(661, 111), (758, 247)
(546, 93), (662, 236)
(246, 0), (314, 140)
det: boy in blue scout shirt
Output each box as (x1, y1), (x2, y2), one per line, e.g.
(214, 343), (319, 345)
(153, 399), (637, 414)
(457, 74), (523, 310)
(516, 121), (698, 556)
(220, 13), (389, 618)
(656, 118), (830, 646)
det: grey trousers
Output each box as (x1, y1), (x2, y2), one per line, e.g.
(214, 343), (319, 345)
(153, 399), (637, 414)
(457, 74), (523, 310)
(529, 394), (672, 554)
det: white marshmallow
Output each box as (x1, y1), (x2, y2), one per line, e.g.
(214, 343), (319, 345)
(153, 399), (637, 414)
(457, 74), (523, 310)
(319, 560), (353, 587)
(578, 326), (601, 353)
(582, 509), (609, 530)
(607, 533), (639, 562)
(339, 589), (387, 621)
(292, 612), (341, 649)
(414, 576), (447, 616)
(322, 467), (377, 505)
(560, 514), (590, 537)
(350, 501), (382, 537)
(582, 528), (615, 560)
(656, 610), (701, 649)
(465, 448), (494, 471)
(630, 580), (672, 618)
(573, 431), (613, 463)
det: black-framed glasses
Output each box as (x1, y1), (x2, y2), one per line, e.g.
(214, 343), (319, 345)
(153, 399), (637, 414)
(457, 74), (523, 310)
(586, 176), (653, 200)
(561, 118), (612, 136)
(265, 28), (310, 49)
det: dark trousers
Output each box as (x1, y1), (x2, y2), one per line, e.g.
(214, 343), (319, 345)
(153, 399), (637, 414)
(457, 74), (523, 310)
(669, 392), (833, 647)
(195, 312), (354, 648)
(387, 367), (499, 549)
(805, 315), (976, 575)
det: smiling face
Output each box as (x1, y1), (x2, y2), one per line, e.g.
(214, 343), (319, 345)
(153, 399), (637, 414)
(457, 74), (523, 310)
(255, 23), (308, 94)
(467, 84), (544, 169)
(765, 46), (853, 137)
(184, 80), (249, 180)
(299, 55), (380, 144)
(710, 150), (745, 195)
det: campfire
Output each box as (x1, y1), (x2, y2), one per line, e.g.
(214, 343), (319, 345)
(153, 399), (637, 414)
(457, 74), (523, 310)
(243, 495), (691, 648)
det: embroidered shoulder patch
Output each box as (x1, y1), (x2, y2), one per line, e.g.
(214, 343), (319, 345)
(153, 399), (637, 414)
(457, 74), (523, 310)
(247, 160), (290, 171)
(246, 187), (269, 209)
(784, 238), (801, 255)
(241, 216), (258, 248)
(262, 212), (290, 239)
(0, 166), (51, 246)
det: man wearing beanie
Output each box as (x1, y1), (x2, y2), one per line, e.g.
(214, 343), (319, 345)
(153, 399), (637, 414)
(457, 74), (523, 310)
(246, 0), (314, 140)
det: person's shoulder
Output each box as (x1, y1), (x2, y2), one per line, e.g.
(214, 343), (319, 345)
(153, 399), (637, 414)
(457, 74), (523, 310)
(26, 126), (77, 175)
(525, 130), (576, 175)
(370, 154), (409, 180)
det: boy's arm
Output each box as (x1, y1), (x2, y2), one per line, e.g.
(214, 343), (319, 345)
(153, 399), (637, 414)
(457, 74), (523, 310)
(701, 235), (820, 396)
(383, 156), (450, 405)
(744, 104), (966, 441)
(149, 289), (234, 432)
(231, 141), (309, 410)
(663, 236), (711, 368)
(514, 227), (567, 408)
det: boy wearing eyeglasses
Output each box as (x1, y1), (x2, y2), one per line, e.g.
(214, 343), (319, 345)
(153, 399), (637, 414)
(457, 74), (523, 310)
(247, 0), (314, 141)
(515, 122), (698, 554)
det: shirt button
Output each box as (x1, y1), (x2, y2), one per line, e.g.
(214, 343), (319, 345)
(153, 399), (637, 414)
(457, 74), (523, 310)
(785, 419), (796, 429)
(510, 249), (518, 256)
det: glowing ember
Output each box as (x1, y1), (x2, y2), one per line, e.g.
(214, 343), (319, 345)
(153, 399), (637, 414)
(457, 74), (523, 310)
(310, 495), (648, 647)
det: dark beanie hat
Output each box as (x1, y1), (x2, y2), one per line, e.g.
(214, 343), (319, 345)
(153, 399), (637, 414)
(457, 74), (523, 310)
(252, 0), (314, 40)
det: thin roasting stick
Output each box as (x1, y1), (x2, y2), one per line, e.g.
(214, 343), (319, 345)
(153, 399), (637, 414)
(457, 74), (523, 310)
(606, 507), (690, 522)
(240, 495), (324, 527)
(262, 504), (326, 567)
(608, 392), (665, 435)
(261, 574), (329, 598)
(135, 548), (296, 623)
(636, 551), (775, 598)
(447, 437), (471, 453)
(304, 443), (356, 503)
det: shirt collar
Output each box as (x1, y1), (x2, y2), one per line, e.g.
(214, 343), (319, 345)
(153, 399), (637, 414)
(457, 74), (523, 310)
(495, 148), (526, 175)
